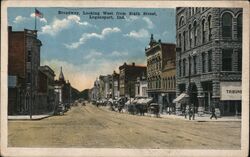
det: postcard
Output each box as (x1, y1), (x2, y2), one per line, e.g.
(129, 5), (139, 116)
(1, 0), (249, 157)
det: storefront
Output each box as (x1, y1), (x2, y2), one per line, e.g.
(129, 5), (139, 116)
(220, 82), (242, 116)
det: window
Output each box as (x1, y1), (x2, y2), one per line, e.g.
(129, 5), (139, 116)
(27, 72), (31, 83)
(183, 31), (186, 51)
(222, 13), (232, 38)
(202, 19), (206, 43)
(238, 49), (242, 71)
(183, 59), (186, 76)
(208, 15), (212, 41)
(222, 49), (233, 71)
(202, 53), (206, 73)
(179, 60), (182, 77)
(208, 50), (212, 72)
(179, 16), (185, 27)
(189, 25), (192, 49)
(194, 21), (197, 46)
(237, 14), (242, 40)
(27, 50), (31, 62)
(159, 78), (161, 89)
(189, 56), (192, 75)
(193, 56), (197, 74)
(179, 33), (182, 48)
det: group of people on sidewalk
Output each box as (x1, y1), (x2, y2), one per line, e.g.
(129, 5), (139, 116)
(183, 104), (217, 120)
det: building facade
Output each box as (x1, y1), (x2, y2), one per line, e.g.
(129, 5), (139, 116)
(54, 67), (72, 107)
(37, 65), (56, 113)
(112, 71), (120, 99)
(176, 7), (242, 116)
(99, 75), (112, 99)
(145, 34), (176, 112)
(8, 26), (42, 115)
(135, 75), (148, 97)
(119, 62), (147, 98)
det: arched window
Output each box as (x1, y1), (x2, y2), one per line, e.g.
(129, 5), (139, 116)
(178, 33), (182, 49)
(179, 16), (185, 27)
(189, 24), (192, 49)
(222, 13), (232, 38)
(183, 59), (186, 76)
(208, 15), (212, 41)
(237, 14), (242, 40)
(179, 60), (182, 77)
(193, 21), (197, 46)
(173, 76), (176, 89)
(170, 77), (172, 89)
(202, 19), (206, 43)
(183, 31), (186, 51)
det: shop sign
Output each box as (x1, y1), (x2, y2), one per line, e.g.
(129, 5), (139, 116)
(220, 82), (241, 100)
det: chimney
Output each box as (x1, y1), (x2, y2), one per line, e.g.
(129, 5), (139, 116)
(132, 62), (135, 66)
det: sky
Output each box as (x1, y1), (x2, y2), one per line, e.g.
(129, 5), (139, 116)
(8, 7), (176, 91)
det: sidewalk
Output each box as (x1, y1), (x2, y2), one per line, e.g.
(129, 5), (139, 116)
(8, 112), (54, 120)
(159, 113), (241, 122)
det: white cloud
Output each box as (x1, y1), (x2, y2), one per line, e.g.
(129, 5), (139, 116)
(64, 27), (121, 49)
(84, 50), (103, 60)
(125, 15), (139, 22)
(40, 15), (92, 36)
(110, 51), (128, 57)
(124, 28), (150, 39)
(125, 16), (154, 29)
(142, 17), (154, 29)
(13, 16), (28, 23)
(30, 13), (47, 23)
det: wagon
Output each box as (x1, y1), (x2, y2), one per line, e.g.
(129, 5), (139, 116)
(149, 103), (160, 117)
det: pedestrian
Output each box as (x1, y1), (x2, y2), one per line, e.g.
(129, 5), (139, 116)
(210, 105), (217, 120)
(185, 104), (189, 119)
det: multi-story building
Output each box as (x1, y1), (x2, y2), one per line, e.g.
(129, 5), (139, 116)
(8, 26), (42, 115)
(37, 65), (55, 113)
(99, 75), (112, 99)
(145, 34), (176, 112)
(112, 71), (120, 99)
(176, 7), (242, 116)
(135, 74), (148, 97)
(119, 62), (146, 98)
(54, 67), (72, 107)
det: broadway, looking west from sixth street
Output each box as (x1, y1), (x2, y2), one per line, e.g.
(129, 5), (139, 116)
(8, 102), (241, 149)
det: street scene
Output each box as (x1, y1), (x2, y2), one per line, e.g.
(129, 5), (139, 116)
(8, 102), (241, 148)
(7, 7), (242, 149)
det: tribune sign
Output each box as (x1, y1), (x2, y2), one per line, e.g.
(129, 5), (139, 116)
(220, 82), (242, 101)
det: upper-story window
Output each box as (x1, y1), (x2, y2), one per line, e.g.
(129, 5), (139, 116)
(193, 55), (197, 74)
(202, 19), (206, 43)
(208, 15), (212, 41)
(238, 49), (242, 71)
(202, 52), (206, 73)
(193, 21), (197, 46)
(237, 14), (242, 40)
(222, 13), (232, 38)
(183, 58), (186, 76)
(189, 24), (192, 49)
(179, 60), (182, 77)
(27, 50), (31, 62)
(179, 16), (185, 27)
(183, 31), (186, 51)
(178, 33), (182, 48)
(208, 50), (212, 72)
(222, 49), (233, 71)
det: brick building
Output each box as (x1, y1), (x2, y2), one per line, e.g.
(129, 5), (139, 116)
(8, 26), (42, 115)
(145, 34), (176, 112)
(119, 62), (146, 98)
(37, 65), (55, 113)
(176, 8), (242, 116)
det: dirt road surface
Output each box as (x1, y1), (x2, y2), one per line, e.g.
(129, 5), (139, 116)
(8, 103), (241, 149)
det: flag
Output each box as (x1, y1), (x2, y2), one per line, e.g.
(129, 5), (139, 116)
(35, 8), (43, 18)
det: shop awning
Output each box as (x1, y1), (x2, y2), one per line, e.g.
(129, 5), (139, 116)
(173, 93), (189, 103)
(143, 98), (153, 104)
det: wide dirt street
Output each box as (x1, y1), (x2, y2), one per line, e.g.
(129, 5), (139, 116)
(8, 103), (241, 149)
